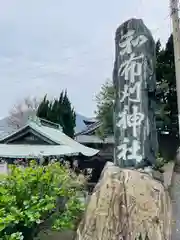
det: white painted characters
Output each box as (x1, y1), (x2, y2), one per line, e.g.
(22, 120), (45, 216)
(117, 138), (142, 163)
(117, 105), (144, 138)
(118, 53), (144, 83)
(116, 29), (148, 164)
(120, 81), (141, 103)
(119, 30), (148, 55)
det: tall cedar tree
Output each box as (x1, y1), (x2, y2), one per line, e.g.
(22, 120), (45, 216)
(61, 91), (76, 138)
(37, 91), (76, 138)
(156, 35), (178, 134)
(36, 95), (50, 120)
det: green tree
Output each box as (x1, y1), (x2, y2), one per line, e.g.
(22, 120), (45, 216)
(37, 91), (76, 138)
(95, 35), (178, 137)
(36, 95), (50, 120)
(61, 91), (76, 138)
(0, 161), (85, 240)
(48, 99), (59, 124)
(95, 79), (115, 138)
(156, 35), (178, 133)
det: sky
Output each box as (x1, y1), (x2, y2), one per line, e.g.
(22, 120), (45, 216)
(0, 0), (171, 118)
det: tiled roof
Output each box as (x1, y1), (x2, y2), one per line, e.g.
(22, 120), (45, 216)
(0, 112), (88, 139)
(0, 117), (99, 157)
(76, 121), (101, 136)
(0, 144), (79, 158)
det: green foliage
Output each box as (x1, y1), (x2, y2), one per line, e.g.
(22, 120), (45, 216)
(37, 91), (76, 138)
(36, 95), (49, 121)
(61, 91), (76, 138)
(152, 154), (167, 172)
(95, 79), (115, 138)
(95, 34), (178, 137)
(156, 35), (178, 133)
(0, 161), (85, 240)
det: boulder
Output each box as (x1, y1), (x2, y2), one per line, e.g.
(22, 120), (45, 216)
(76, 163), (171, 240)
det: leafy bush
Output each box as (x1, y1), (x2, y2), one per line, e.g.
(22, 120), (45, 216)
(0, 161), (86, 240)
(152, 154), (167, 173)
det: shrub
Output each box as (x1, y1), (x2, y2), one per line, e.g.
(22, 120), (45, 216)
(152, 154), (167, 173)
(0, 161), (86, 240)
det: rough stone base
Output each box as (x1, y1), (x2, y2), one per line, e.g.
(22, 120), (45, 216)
(76, 163), (171, 240)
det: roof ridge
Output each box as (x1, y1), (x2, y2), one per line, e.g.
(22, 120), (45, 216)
(28, 116), (63, 130)
(75, 120), (101, 136)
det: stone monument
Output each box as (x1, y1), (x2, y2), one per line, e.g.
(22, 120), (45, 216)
(75, 19), (171, 240)
(113, 19), (158, 168)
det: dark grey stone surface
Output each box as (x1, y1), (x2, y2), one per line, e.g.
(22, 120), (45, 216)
(113, 18), (158, 168)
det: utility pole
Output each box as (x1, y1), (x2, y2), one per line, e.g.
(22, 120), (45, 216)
(170, 0), (180, 134)
(170, 2), (180, 240)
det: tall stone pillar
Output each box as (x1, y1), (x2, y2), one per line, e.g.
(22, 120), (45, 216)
(75, 19), (172, 240)
(113, 18), (158, 168)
